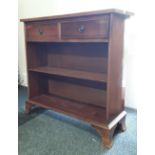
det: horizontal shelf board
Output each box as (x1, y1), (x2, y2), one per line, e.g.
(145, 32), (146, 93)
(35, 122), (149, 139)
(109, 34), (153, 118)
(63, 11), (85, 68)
(26, 39), (109, 43)
(29, 66), (107, 82)
(29, 94), (107, 124)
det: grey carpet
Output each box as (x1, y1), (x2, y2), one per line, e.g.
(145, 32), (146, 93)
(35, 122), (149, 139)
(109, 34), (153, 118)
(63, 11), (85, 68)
(18, 86), (137, 155)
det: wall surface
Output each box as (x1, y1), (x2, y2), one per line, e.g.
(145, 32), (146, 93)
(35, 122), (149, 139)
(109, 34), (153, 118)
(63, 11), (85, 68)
(18, 0), (137, 109)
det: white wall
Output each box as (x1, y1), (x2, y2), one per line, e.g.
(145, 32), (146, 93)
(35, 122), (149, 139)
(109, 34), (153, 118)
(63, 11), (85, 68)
(18, 0), (137, 109)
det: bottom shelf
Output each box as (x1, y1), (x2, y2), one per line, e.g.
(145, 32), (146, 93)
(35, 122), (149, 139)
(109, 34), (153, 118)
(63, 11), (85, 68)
(28, 94), (107, 125)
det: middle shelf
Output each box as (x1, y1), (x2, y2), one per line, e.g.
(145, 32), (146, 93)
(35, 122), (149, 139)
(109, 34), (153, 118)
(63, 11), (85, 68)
(29, 66), (107, 82)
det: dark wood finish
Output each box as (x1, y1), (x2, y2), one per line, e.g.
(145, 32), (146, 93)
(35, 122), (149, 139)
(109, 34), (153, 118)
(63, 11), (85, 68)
(26, 22), (59, 42)
(106, 14), (125, 120)
(20, 9), (133, 22)
(92, 111), (126, 148)
(93, 125), (116, 148)
(46, 43), (108, 73)
(27, 72), (48, 98)
(48, 79), (106, 107)
(21, 9), (132, 148)
(29, 66), (107, 82)
(28, 94), (107, 124)
(61, 17), (109, 40)
(27, 38), (109, 43)
(26, 43), (47, 69)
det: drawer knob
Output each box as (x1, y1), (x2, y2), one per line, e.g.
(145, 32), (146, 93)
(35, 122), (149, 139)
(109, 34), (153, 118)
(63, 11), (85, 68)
(38, 27), (43, 35)
(78, 25), (85, 33)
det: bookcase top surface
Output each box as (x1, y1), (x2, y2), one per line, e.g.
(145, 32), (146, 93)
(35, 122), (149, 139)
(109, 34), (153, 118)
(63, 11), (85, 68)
(20, 8), (133, 22)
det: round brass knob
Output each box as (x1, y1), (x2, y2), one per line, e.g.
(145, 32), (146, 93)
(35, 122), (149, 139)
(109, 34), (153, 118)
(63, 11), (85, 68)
(78, 25), (85, 33)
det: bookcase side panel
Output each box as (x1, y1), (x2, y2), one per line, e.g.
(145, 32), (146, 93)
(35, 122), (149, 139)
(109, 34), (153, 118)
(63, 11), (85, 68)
(106, 14), (125, 121)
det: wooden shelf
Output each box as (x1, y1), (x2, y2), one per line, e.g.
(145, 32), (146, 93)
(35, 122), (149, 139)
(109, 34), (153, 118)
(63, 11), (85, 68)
(29, 94), (106, 125)
(26, 39), (109, 43)
(29, 66), (107, 82)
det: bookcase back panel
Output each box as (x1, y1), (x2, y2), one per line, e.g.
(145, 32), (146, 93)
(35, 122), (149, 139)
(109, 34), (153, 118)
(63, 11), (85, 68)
(47, 43), (108, 73)
(48, 77), (106, 107)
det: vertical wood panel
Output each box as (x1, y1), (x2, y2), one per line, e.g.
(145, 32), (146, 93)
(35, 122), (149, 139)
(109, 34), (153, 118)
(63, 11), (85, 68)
(106, 14), (125, 121)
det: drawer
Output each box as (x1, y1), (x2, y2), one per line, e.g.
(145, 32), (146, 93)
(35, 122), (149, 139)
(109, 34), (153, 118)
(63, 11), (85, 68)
(61, 16), (109, 40)
(26, 22), (59, 42)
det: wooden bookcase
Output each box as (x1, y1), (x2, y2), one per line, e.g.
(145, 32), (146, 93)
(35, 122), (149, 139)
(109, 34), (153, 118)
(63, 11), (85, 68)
(21, 9), (133, 148)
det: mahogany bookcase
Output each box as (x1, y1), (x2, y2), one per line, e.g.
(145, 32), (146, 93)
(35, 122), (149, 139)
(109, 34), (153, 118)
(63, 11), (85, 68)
(21, 9), (133, 148)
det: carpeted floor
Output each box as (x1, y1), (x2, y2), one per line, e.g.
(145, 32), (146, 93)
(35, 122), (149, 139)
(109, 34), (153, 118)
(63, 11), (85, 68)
(18, 86), (137, 155)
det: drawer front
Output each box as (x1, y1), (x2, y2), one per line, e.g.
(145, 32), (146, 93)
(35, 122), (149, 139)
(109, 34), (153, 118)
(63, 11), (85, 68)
(26, 22), (59, 42)
(61, 16), (109, 40)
